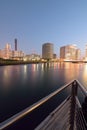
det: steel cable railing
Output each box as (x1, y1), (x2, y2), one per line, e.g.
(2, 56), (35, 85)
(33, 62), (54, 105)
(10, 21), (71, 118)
(76, 80), (87, 97)
(75, 97), (87, 130)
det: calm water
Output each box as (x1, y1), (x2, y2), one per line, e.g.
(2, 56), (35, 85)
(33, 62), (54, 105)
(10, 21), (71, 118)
(0, 62), (87, 129)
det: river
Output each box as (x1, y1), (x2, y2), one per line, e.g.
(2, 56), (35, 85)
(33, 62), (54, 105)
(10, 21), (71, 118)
(0, 62), (87, 129)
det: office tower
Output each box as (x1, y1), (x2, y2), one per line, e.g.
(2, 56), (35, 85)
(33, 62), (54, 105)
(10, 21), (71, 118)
(14, 38), (17, 51)
(42, 43), (54, 60)
(76, 49), (81, 60)
(4, 43), (11, 59)
(60, 45), (81, 60)
(5, 43), (11, 50)
(60, 46), (66, 59)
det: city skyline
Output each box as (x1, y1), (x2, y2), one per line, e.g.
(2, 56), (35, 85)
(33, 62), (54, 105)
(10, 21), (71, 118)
(0, 0), (87, 56)
(0, 41), (87, 60)
(0, 39), (87, 58)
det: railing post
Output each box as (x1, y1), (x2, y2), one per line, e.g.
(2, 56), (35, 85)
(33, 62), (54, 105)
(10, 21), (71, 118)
(69, 80), (78, 130)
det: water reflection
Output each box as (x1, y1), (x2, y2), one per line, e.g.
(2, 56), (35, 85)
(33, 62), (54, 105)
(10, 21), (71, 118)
(41, 63), (44, 71)
(1, 66), (21, 92)
(24, 65), (27, 74)
(1, 63), (87, 92)
(22, 65), (28, 83)
(31, 64), (39, 71)
(82, 64), (87, 88)
(3, 67), (10, 88)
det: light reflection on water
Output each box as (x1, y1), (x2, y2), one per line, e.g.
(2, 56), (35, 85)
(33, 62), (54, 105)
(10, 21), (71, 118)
(0, 63), (87, 92)
(0, 63), (87, 91)
(0, 62), (87, 122)
(81, 64), (87, 88)
(1, 66), (21, 91)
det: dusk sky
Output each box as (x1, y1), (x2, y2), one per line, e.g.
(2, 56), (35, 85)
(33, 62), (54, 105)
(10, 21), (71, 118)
(0, 0), (87, 56)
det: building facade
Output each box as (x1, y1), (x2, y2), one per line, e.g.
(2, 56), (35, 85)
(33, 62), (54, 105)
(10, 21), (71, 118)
(11, 50), (24, 60)
(42, 43), (54, 60)
(0, 49), (4, 58)
(60, 45), (81, 60)
(3, 43), (12, 59)
(23, 54), (40, 61)
(76, 49), (81, 60)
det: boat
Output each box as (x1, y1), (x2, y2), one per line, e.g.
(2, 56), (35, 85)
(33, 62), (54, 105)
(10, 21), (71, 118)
(0, 79), (87, 130)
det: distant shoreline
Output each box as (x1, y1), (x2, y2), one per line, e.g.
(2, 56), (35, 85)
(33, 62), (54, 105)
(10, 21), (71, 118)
(0, 58), (61, 66)
(0, 61), (47, 66)
(0, 59), (87, 66)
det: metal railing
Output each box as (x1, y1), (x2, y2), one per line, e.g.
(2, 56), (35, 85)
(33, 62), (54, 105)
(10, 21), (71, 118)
(76, 80), (87, 97)
(0, 79), (87, 130)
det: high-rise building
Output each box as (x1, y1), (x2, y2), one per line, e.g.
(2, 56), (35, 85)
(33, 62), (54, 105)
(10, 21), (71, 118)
(14, 38), (17, 51)
(5, 43), (11, 50)
(4, 43), (12, 59)
(0, 49), (4, 58)
(76, 49), (81, 60)
(60, 45), (81, 60)
(42, 43), (54, 60)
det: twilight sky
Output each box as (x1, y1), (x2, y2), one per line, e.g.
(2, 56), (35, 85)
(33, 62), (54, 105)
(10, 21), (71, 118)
(0, 0), (87, 56)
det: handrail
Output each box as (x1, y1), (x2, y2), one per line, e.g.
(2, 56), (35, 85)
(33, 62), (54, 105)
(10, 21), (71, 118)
(0, 79), (87, 130)
(0, 79), (75, 130)
(76, 96), (87, 129)
(76, 79), (87, 97)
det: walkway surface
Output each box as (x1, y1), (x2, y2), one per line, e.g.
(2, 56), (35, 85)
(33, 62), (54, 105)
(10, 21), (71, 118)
(35, 97), (71, 130)
(35, 96), (87, 130)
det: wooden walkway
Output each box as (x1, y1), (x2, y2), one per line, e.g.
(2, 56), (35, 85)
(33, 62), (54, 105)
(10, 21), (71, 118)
(35, 96), (87, 130)
(35, 97), (71, 130)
